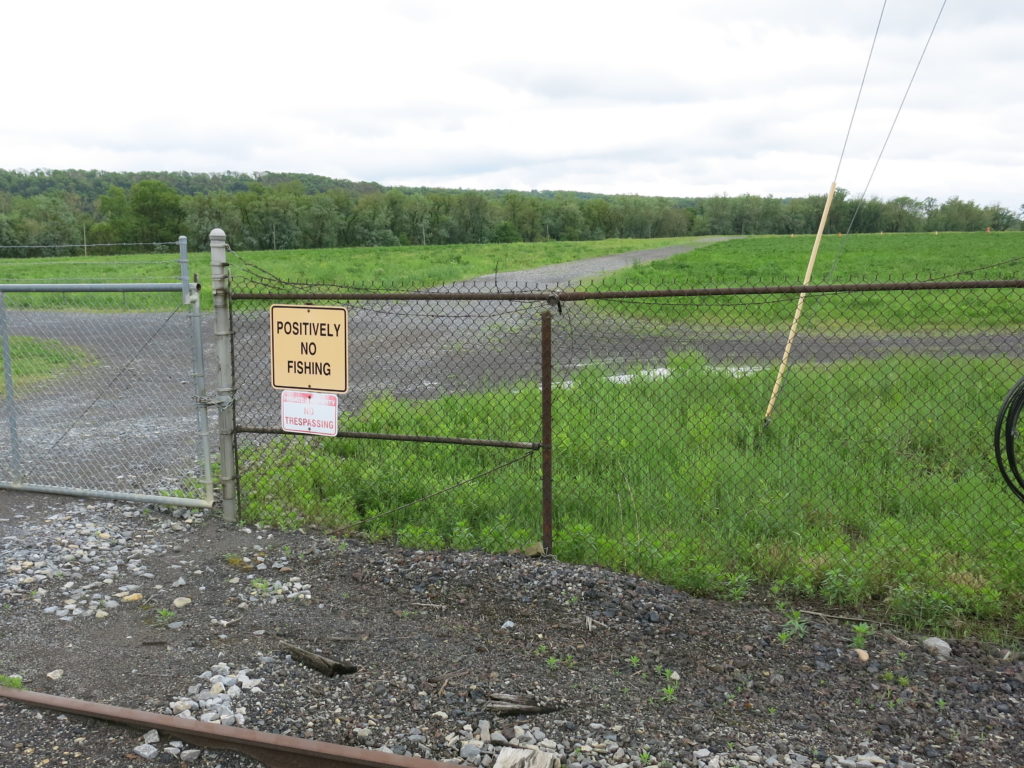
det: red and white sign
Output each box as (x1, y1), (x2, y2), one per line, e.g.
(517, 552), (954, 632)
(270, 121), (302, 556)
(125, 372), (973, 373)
(280, 390), (339, 437)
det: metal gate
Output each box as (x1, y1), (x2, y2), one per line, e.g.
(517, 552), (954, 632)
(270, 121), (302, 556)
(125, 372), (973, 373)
(0, 238), (214, 509)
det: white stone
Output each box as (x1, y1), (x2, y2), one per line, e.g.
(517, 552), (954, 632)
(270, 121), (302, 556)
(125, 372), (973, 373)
(493, 746), (559, 768)
(133, 744), (159, 760)
(172, 597), (192, 609)
(922, 636), (952, 659)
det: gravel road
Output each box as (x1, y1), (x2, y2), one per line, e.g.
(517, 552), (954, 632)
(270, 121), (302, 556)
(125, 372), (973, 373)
(0, 307), (211, 498)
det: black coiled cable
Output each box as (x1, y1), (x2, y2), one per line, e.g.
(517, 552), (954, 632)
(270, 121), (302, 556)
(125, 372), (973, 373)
(995, 376), (1024, 503)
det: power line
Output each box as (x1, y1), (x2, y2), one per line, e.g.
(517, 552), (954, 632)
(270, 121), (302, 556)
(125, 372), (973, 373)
(844, 0), (948, 235)
(833, 0), (888, 185)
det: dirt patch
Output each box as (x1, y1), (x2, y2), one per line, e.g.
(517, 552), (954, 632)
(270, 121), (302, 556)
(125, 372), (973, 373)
(1, 492), (1021, 767)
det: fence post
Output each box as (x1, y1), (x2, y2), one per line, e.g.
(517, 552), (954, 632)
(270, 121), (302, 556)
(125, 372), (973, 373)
(0, 292), (20, 481)
(541, 307), (554, 554)
(180, 236), (215, 505)
(210, 229), (239, 522)
(177, 235), (191, 304)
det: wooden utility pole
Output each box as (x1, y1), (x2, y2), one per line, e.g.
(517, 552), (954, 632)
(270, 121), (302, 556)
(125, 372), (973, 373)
(764, 182), (837, 423)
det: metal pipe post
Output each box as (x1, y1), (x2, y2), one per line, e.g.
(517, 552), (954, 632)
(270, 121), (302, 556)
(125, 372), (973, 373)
(540, 308), (553, 554)
(178, 235), (190, 304)
(189, 287), (215, 505)
(181, 235), (215, 504)
(210, 228), (239, 522)
(0, 292), (20, 481)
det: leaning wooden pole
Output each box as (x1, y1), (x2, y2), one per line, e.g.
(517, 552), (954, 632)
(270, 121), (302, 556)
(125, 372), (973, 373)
(763, 182), (837, 423)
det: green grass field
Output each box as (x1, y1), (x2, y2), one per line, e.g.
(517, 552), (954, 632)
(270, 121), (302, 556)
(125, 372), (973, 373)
(589, 231), (1024, 332)
(0, 337), (92, 395)
(7, 231), (1024, 635)
(2, 232), (1019, 331)
(0, 238), (700, 310)
(240, 350), (1024, 636)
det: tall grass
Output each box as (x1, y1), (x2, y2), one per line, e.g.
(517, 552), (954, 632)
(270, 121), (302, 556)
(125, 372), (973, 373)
(590, 232), (1024, 332)
(240, 351), (1024, 634)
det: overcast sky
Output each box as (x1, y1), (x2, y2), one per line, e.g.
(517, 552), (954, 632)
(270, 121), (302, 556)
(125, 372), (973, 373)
(2, 1), (1020, 206)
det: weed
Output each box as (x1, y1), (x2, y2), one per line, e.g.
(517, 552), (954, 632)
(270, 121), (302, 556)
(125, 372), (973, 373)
(659, 684), (677, 703)
(546, 656), (560, 669)
(628, 655), (641, 668)
(224, 553), (251, 571)
(881, 670), (896, 683)
(154, 608), (176, 625)
(937, 698), (948, 710)
(897, 675), (911, 687)
(0, 674), (24, 689)
(251, 578), (271, 593)
(850, 622), (874, 649)
(722, 573), (752, 601)
(780, 609), (808, 640)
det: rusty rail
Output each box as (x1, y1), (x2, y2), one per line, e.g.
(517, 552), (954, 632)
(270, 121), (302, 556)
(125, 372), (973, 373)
(0, 687), (450, 768)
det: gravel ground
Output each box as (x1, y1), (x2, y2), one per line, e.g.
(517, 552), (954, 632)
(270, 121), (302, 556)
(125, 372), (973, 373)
(2, 492), (1022, 768)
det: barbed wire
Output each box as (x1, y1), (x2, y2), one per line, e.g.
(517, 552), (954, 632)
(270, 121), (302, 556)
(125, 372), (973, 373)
(0, 241), (179, 250)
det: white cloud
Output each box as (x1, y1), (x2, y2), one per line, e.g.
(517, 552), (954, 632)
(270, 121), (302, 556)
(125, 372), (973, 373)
(0, 0), (1020, 206)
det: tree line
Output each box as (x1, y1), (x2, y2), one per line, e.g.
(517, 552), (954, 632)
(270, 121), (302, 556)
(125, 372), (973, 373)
(0, 169), (1019, 256)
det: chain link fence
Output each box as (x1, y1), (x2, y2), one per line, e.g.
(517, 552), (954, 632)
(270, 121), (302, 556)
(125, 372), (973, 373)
(229, 258), (1024, 632)
(0, 240), (213, 507)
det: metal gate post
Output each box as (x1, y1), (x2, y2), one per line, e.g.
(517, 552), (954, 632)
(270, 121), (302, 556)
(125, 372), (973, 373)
(541, 307), (554, 554)
(210, 229), (239, 522)
(181, 236), (215, 505)
(0, 291), (20, 481)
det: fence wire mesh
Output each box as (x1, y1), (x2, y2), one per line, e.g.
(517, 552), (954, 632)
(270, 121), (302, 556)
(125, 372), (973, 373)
(231, 260), (1024, 632)
(0, 245), (212, 504)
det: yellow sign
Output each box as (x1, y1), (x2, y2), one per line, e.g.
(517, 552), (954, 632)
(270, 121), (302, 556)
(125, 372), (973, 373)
(270, 304), (348, 393)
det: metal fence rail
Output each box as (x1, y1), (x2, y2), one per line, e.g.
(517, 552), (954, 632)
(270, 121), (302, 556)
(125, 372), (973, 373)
(223, 249), (1024, 631)
(0, 238), (213, 508)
